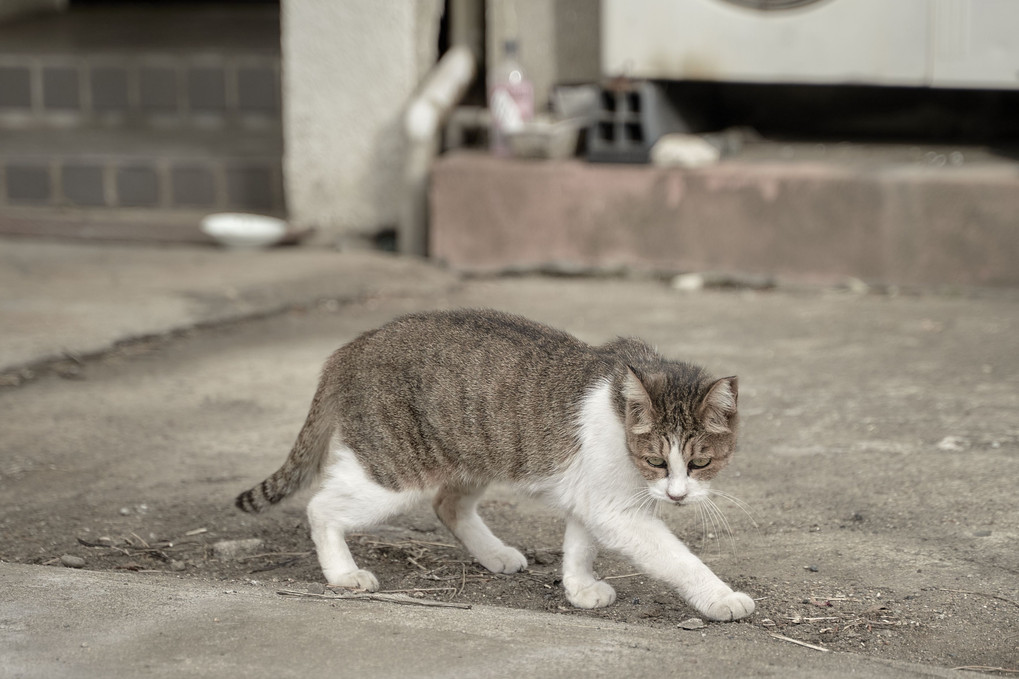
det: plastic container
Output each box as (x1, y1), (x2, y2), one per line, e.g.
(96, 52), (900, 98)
(201, 213), (287, 249)
(487, 39), (534, 156)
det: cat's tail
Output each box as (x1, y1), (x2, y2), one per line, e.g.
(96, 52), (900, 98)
(234, 385), (334, 513)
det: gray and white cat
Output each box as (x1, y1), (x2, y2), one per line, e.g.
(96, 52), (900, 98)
(236, 309), (754, 621)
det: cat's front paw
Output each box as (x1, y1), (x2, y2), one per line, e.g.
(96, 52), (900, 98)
(702, 590), (755, 621)
(564, 579), (617, 609)
(325, 568), (379, 592)
(476, 545), (527, 574)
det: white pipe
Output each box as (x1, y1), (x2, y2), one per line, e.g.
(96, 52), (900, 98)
(400, 45), (476, 256)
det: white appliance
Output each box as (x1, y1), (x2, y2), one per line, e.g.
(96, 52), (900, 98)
(602, 0), (1019, 90)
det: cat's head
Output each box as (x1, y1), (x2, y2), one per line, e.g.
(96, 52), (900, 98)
(621, 365), (739, 505)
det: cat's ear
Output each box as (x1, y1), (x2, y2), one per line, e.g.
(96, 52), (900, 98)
(698, 376), (739, 435)
(623, 366), (657, 435)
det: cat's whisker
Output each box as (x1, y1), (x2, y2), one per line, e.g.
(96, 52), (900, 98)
(708, 488), (756, 514)
(707, 489), (760, 530)
(643, 493), (663, 519)
(693, 499), (722, 554)
(633, 496), (651, 515)
(704, 497), (738, 557)
(704, 499), (727, 555)
(697, 497), (735, 557)
(694, 500), (709, 545)
(628, 486), (659, 517)
(641, 490), (662, 519)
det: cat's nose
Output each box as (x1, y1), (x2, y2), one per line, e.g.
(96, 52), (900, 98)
(667, 491), (687, 503)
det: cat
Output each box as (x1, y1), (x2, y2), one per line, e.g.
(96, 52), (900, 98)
(236, 309), (754, 621)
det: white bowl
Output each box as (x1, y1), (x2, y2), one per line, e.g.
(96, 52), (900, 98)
(201, 213), (288, 249)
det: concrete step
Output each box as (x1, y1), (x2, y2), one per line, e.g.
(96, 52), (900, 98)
(0, 6), (280, 132)
(0, 127), (282, 220)
(430, 145), (1019, 288)
(0, 5), (283, 240)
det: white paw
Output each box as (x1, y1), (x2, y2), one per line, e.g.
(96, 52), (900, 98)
(565, 579), (617, 609)
(476, 545), (528, 574)
(325, 568), (379, 592)
(701, 590), (755, 621)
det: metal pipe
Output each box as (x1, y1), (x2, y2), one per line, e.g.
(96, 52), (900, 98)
(399, 45), (476, 256)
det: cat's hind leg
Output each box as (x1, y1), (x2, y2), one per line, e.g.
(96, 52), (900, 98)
(433, 483), (527, 574)
(307, 445), (421, 590)
(562, 517), (617, 608)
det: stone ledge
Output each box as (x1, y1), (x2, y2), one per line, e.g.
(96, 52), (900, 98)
(430, 151), (1019, 287)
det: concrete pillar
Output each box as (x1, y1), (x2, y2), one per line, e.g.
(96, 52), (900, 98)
(282, 0), (443, 243)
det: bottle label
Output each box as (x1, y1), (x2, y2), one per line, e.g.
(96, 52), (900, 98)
(489, 84), (533, 135)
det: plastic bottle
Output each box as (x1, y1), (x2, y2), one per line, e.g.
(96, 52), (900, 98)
(487, 39), (534, 156)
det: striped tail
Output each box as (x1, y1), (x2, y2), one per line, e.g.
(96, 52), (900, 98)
(235, 386), (333, 513)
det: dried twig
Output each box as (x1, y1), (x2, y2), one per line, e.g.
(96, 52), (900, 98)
(603, 573), (643, 581)
(350, 535), (456, 550)
(769, 634), (830, 653)
(277, 588), (471, 609)
(403, 539), (457, 549)
(76, 536), (171, 562)
(77, 537), (132, 556)
(236, 551), (313, 562)
(379, 587), (457, 595)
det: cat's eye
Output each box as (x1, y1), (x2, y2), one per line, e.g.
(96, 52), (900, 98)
(646, 456), (667, 468)
(688, 457), (711, 470)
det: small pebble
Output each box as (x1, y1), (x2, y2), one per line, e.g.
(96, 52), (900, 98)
(60, 555), (85, 568)
(672, 273), (705, 293)
(212, 538), (263, 560)
(973, 530), (992, 537)
(806, 564), (820, 572)
(844, 277), (870, 295)
(936, 436), (967, 452)
(169, 560), (186, 572)
(678, 617), (705, 630)
(305, 583), (326, 595)
(57, 366), (83, 380)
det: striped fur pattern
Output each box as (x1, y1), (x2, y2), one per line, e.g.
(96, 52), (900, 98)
(234, 383), (334, 513)
(234, 309), (753, 620)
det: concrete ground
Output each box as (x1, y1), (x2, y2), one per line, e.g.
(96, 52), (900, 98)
(1, 563), (964, 679)
(1, 237), (1016, 678)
